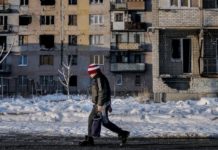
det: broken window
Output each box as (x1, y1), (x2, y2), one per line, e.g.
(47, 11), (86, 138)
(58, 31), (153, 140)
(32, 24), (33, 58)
(115, 13), (123, 22)
(19, 15), (32, 25)
(90, 35), (104, 45)
(91, 55), (104, 65)
(39, 55), (54, 65)
(69, 0), (77, 5)
(0, 36), (6, 50)
(19, 35), (28, 45)
(90, 0), (103, 4)
(68, 15), (77, 25)
(68, 55), (77, 65)
(18, 55), (28, 66)
(171, 38), (191, 73)
(40, 16), (54, 25)
(135, 75), (141, 86)
(203, 0), (218, 8)
(40, 0), (55, 5)
(20, 0), (29, 6)
(69, 75), (77, 87)
(68, 35), (77, 45)
(40, 35), (54, 49)
(0, 16), (7, 30)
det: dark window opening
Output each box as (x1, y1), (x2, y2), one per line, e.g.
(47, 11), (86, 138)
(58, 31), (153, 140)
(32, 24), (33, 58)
(19, 15), (32, 25)
(183, 39), (191, 73)
(111, 51), (143, 63)
(171, 39), (181, 59)
(69, 0), (77, 5)
(0, 36), (6, 50)
(68, 35), (77, 45)
(40, 35), (54, 49)
(20, 0), (29, 5)
(203, 0), (218, 8)
(68, 55), (77, 65)
(69, 75), (77, 87)
(40, 0), (55, 5)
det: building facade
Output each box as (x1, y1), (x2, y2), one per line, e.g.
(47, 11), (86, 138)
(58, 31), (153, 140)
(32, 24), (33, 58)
(0, 0), (152, 96)
(152, 0), (218, 101)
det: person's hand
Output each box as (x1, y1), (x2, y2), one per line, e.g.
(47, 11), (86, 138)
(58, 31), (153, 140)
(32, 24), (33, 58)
(97, 105), (103, 112)
(108, 105), (112, 113)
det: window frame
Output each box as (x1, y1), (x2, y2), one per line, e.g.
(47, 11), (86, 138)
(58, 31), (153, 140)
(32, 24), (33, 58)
(90, 35), (104, 45)
(40, 15), (54, 25)
(18, 75), (28, 86)
(20, 0), (29, 6)
(68, 15), (77, 26)
(92, 55), (104, 65)
(68, 35), (77, 46)
(90, 0), (103, 4)
(170, 0), (191, 8)
(114, 13), (123, 22)
(18, 55), (28, 66)
(69, 0), (77, 5)
(19, 35), (28, 46)
(40, 75), (54, 86)
(39, 55), (54, 65)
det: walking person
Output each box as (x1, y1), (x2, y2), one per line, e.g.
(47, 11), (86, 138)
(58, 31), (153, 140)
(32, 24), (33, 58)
(79, 64), (130, 146)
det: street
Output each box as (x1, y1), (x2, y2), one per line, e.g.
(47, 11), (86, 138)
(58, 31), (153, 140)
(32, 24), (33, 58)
(0, 134), (218, 150)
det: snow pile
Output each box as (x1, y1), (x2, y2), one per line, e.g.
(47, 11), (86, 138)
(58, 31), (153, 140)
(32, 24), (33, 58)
(0, 94), (217, 138)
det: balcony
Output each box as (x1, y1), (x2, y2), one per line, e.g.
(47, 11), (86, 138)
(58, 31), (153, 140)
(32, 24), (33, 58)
(0, 64), (11, 74)
(204, 10), (218, 27)
(111, 42), (147, 51)
(0, 25), (18, 33)
(110, 2), (127, 10)
(125, 22), (147, 30)
(0, 4), (19, 13)
(111, 63), (145, 72)
(127, 1), (145, 10)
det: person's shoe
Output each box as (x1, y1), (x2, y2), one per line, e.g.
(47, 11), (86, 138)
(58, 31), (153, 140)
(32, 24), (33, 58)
(118, 130), (130, 144)
(79, 136), (94, 146)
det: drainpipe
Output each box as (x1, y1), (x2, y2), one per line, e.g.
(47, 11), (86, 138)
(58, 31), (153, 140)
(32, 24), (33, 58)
(60, 0), (64, 65)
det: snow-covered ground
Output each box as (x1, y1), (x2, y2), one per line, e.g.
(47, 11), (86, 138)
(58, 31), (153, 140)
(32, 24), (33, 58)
(0, 94), (217, 138)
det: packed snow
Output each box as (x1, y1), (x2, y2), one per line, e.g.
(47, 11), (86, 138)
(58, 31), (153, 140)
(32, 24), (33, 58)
(0, 94), (218, 138)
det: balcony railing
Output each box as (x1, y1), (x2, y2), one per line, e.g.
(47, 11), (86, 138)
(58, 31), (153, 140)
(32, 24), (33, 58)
(0, 25), (18, 33)
(111, 2), (127, 10)
(125, 22), (147, 30)
(111, 42), (147, 50)
(110, 63), (146, 72)
(0, 64), (11, 74)
(0, 4), (19, 13)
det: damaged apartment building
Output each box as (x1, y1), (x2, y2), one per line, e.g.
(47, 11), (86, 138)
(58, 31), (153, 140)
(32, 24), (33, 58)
(0, 0), (152, 96)
(152, 0), (218, 101)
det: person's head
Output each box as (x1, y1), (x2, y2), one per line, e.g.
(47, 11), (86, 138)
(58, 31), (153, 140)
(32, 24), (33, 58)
(87, 64), (101, 78)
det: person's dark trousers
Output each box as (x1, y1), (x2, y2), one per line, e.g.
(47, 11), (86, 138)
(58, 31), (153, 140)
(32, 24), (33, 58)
(88, 105), (123, 137)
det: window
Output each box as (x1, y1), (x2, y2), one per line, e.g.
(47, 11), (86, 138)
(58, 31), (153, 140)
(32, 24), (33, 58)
(68, 35), (77, 45)
(40, 55), (54, 65)
(134, 34), (140, 43)
(40, 16), (54, 25)
(69, 0), (77, 5)
(116, 74), (122, 85)
(91, 55), (104, 65)
(115, 13), (123, 22)
(171, 38), (191, 73)
(0, 16), (7, 26)
(116, 0), (125, 3)
(19, 35), (28, 46)
(135, 75), (141, 86)
(19, 15), (32, 25)
(90, 35), (104, 45)
(68, 55), (77, 65)
(40, 75), (54, 86)
(41, 0), (55, 5)
(203, 0), (218, 8)
(68, 15), (77, 25)
(18, 75), (28, 86)
(170, 0), (191, 7)
(90, 0), (103, 4)
(40, 35), (54, 49)
(0, 36), (6, 50)
(18, 55), (28, 66)
(69, 75), (77, 86)
(90, 15), (104, 25)
(20, 0), (29, 6)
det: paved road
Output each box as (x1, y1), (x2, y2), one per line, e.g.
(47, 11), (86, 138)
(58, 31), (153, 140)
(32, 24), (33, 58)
(0, 134), (218, 150)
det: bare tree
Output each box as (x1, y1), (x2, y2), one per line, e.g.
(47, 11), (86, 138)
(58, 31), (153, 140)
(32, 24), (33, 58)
(58, 54), (73, 99)
(0, 40), (14, 64)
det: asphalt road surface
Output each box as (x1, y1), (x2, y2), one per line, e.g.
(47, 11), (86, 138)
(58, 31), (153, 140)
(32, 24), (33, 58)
(0, 134), (218, 150)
